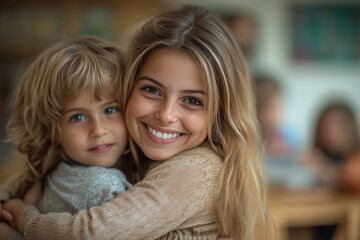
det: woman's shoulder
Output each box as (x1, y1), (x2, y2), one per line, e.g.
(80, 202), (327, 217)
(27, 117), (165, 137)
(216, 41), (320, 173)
(146, 143), (222, 181)
(171, 143), (222, 166)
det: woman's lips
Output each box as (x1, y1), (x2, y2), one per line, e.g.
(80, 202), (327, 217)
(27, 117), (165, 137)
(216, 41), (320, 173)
(143, 123), (182, 144)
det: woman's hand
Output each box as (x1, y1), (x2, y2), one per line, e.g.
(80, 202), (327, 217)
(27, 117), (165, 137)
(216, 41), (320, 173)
(0, 201), (13, 222)
(2, 199), (28, 230)
(0, 201), (16, 240)
(1, 181), (42, 231)
(0, 221), (16, 240)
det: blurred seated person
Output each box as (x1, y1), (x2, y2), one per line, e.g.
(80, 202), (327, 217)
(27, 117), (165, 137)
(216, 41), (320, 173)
(342, 150), (360, 192)
(254, 76), (316, 188)
(255, 76), (299, 158)
(304, 102), (360, 189)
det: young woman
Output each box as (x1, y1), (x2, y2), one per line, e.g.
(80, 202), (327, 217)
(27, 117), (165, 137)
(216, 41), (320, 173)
(2, 5), (270, 240)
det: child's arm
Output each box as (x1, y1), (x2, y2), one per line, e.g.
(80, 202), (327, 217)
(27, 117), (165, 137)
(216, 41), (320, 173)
(9, 147), (222, 240)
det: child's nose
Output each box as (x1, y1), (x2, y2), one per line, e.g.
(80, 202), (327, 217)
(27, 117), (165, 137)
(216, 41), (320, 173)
(90, 118), (109, 137)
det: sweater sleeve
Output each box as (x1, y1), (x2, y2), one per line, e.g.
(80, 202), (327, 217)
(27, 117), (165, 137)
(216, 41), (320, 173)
(20, 146), (222, 240)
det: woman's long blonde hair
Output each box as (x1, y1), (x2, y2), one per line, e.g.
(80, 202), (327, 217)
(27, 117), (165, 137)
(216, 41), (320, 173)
(123, 5), (270, 239)
(7, 36), (124, 198)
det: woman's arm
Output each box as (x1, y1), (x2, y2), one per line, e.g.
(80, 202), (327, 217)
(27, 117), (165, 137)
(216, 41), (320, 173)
(11, 147), (222, 240)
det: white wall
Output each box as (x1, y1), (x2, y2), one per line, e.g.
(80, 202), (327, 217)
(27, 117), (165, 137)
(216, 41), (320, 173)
(168, 0), (360, 147)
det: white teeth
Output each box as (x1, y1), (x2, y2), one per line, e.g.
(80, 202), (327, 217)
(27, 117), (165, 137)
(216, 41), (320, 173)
(147, 126), (180, 139)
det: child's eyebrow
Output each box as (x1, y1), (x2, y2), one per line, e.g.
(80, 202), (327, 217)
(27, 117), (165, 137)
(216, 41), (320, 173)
(63, 108), (84, 115)
(102, 100), (119, 106)
(63, 100), (119, 114)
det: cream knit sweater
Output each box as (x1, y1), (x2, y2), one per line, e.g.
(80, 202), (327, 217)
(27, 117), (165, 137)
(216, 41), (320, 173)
(18, 145), (223, 240)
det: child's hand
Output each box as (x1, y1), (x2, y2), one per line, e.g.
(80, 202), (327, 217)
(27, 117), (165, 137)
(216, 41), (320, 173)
(0, 221), (16, 240)
(2, 199), (28, 231)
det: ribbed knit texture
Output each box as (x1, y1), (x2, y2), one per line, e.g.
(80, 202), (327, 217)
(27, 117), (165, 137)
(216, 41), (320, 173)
(38, 161), (132, 214)
(19, 145), (223, 239)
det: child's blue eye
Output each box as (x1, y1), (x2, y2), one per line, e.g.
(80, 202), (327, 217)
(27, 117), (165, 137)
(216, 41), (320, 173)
(104, 107), (118, 115)
(185, 97), (202, 106)
(142, 86), (160, 95)
(70, 114), (85, 122)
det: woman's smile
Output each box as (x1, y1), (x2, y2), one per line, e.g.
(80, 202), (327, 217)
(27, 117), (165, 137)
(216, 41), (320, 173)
(144, 123), (182, 143)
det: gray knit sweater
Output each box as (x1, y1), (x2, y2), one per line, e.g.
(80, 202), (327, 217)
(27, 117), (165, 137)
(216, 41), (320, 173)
(6, 160), (132, 240)
(38, 161), (132, 214)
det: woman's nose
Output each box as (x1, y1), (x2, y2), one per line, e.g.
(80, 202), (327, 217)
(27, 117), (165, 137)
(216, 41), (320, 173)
(155, 101), (178, 124)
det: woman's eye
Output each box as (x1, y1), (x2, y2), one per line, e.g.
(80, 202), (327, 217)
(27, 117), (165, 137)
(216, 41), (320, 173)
(185, 97), (202, 106)
(104, 107), (118, 115)
(142, 86), (160, 96)
(69, 114), (85, 123)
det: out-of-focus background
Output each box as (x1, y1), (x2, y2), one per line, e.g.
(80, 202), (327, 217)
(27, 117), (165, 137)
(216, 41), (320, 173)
(0, 0), (359, 239)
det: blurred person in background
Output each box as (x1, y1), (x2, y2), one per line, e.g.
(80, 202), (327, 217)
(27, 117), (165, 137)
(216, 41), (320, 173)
(301, 101), (360, 240)
(304, 102), (360, 189)
(254, 76), (316, 189)
(255, 76), (298, 158)
(222, 12), (256, 59)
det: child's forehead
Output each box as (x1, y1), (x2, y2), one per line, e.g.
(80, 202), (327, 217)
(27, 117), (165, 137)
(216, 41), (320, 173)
(64, 89), (119, 106)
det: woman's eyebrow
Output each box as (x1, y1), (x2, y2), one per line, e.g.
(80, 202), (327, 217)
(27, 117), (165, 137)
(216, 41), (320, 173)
(137, 76), (165, 89)
(137, 76), (205, 95)
(181, 89), (205, 95)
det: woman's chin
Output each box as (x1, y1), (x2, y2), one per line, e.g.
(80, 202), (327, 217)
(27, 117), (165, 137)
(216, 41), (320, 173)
(142, 148), (177, 161)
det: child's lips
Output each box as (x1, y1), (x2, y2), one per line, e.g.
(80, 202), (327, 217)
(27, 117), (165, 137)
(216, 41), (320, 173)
(88, 144), (114, 153)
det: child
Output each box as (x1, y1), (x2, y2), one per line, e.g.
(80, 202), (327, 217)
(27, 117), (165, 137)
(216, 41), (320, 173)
(0, 36), (132, 238)
(3, 5), (270, 240)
